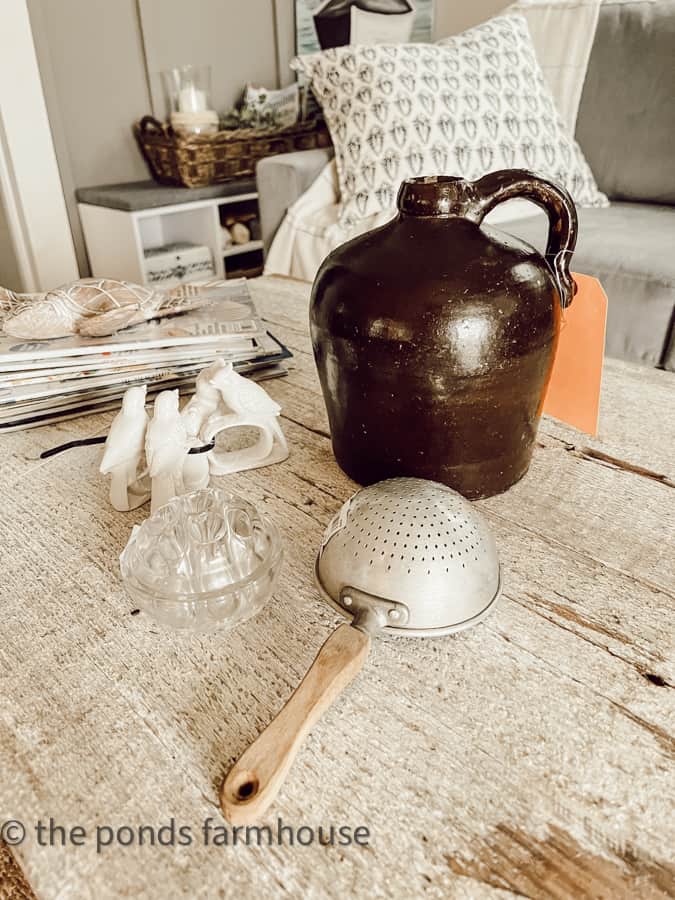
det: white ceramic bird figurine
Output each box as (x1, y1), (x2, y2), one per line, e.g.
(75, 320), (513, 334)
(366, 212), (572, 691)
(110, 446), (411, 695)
(100, 385), (150, 511)
(181, 404), (211, 492)
(210, 361), (282, 420)
(145, 390), (189, 514)
(179, 359), (230, 491)
(180, 411), (211, 494)
(183, 359), (228, 423)
(203, 362), (288, 475)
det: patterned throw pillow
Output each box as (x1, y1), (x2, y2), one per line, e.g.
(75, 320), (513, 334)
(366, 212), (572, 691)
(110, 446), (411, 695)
(292, 14), (607, 226)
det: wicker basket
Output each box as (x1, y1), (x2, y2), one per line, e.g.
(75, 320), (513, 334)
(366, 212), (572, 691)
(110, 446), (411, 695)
(134, 115), (333, 188)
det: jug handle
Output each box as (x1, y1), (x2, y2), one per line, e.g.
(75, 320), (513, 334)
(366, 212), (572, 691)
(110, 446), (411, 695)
(469, 169), (578, 309)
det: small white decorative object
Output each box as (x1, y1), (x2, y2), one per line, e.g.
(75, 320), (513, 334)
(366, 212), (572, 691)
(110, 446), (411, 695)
(181, 410), (211, 493)
(145, 390), (189, 514)
(209, 361), (282, 420)
(230, 222), (251, 245)
(100, 385), (151, 511)
(190, 359), (227, 420)
(97, 360), (288, 515)
(180, 361), (224, 492)
(143, 242), (215, 288)
(243, 83), (300, 129)
(202, 361), (288, 475)
(162, 63), (212, 113)
(170, 110), (219, 136)
(221, 226), (233, 250)
(349, 4), (415, 45)
(178, 85), (207, 113)
(162, 64), (217, 135)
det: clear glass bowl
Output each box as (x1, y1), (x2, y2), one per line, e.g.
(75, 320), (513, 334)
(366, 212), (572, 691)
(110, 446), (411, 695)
(120, 488), (283, 632)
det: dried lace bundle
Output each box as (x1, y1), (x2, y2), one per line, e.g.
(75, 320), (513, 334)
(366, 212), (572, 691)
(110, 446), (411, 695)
(1, 278), (213, 340)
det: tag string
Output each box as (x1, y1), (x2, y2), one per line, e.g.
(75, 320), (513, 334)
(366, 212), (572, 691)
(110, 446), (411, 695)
(40, 436), (215, 460)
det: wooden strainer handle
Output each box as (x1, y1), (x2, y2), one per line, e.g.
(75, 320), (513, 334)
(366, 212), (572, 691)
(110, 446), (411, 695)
(220, 624), (370, 825)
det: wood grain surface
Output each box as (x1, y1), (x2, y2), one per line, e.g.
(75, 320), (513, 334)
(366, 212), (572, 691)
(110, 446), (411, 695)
(0, 842), (36, 900)
(222, 624), (371, 826)
(0, 275), (673, 899)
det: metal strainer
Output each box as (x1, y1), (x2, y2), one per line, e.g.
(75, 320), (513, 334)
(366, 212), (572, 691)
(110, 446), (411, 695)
(221, 478), (501, 825)
(316, 477), (500, 636)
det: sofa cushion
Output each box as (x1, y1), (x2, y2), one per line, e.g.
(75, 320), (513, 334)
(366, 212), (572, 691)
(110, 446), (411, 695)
(506, 0), (602, 134)
(293, 14), (607, 226)
(576, 0), (675, 204)
(257, 149), (334, 253)
(499, 203), (675, 368)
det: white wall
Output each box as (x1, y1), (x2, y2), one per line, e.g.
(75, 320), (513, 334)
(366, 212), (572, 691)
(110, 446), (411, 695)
(434, 0), (511, 37)
(0, 195), (22, 291)
(0, 0), (78, 291)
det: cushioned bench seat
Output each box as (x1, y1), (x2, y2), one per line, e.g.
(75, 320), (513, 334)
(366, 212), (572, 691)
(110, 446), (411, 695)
(502, 203), (675, 369)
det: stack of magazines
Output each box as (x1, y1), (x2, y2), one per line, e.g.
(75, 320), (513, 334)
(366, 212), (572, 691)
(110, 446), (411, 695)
(0, 279), (290, 432)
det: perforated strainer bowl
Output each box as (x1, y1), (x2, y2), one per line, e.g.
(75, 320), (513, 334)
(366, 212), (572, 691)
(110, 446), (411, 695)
(316, 477), (501, 636)
(221, 477), (501, 825)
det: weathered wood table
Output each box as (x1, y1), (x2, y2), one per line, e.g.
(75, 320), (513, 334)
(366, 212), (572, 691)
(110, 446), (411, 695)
(1, 276), (673, 899)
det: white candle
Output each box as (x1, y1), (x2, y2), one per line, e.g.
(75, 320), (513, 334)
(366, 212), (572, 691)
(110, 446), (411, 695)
(178, 85), (207, 113)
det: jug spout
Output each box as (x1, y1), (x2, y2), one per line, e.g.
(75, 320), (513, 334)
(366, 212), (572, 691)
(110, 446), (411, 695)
(398, 170), (578, 309)
(397, 175), (478, 218)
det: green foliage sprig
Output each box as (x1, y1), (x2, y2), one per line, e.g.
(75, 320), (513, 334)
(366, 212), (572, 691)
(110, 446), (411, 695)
(219, 98), (280, 131)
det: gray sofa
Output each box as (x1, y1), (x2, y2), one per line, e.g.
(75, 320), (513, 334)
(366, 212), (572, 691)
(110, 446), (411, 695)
(257, 0), (675, 370)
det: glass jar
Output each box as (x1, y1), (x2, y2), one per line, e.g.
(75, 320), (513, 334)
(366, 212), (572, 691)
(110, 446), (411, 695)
(162, 63), (213, 117)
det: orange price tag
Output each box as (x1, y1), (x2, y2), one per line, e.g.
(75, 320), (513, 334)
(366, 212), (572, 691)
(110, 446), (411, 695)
(542, 273), (607, 436)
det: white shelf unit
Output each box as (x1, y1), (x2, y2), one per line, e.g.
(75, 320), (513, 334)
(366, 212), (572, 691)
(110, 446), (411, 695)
(223, 239), (263, 258)
(78, 190), (262, 285)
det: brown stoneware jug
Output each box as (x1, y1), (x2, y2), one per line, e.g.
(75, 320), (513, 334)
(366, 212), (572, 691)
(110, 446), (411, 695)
(310, 169), (578, 499)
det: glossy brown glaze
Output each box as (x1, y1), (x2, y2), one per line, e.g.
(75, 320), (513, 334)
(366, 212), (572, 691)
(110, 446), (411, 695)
(310, 170), (578, 499)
